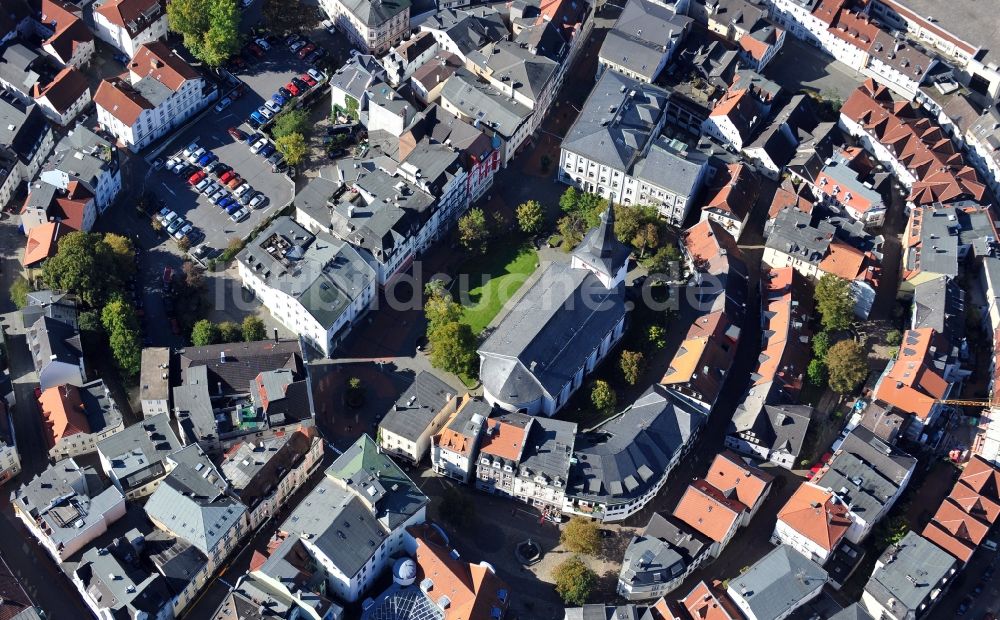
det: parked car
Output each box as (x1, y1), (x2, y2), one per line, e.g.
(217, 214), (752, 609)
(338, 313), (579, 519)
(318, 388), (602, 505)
(213, 164), (232, 178)
(235, 183), (253, 197)
(305, 48), (326, 63)
(267, 152), (283, 166)
(167, 218), (184, 235)
(247, 115), (262, 129)
(285, 34), (301, 46)
(183, 142), (199, 157)
(195, 178), (211, 192)
(176, 223), (193, 240)
(205, 160), (223, 174)
(227, 176), (243, 190)
(278, 87), (292, 99)
(230, 208), (248, 222)
(219, 170), (235, 183)
(248, 193), (266, 209)
(214, 97), (232, 112)
(259, 143), (275, 157)
(255, 37), (270, 51)
(188, 170), (206, 184)
(227, 127), (246, 140)
(246, 42), (265, 58)
(152, 157), (165, 170)
(238, 190), (255, 206)
(219, 196), (235, 209)
(245, 132), (260, 144)
(157, 207), (172, 222)
(264, 100), (282, 114)
(228, 55), (246, 70)
(292, 77), (309, 91)
(285, 81), (301, 96)
(165, 156), (179, 170)
(250, 138), (268, 154)
(272, 93), (288, 106)
(307, 68), (325, 81)
(297, 43), (316, 59)
(171, 160), (188, 174)
(187, 147), (205, 164)
(224, 202), (240, 215)
(290, 39), (307, 52)
(211, 189), (228, 204)
(197, 152), (217, 166)
(299, 74), (317, 87)
(258, 106), (274, 120)
(250, 110), (267, 125)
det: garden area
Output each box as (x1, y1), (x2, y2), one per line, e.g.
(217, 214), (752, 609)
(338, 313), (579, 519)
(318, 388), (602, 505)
(455, 239), (538, 335)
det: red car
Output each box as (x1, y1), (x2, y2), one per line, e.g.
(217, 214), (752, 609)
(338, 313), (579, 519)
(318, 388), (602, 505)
(297, 43), (316, 59)
(163, 266), (173, 286)
(300, 74), (317, 87)
(219, 170), (235, 183)
(227, 127), (246, 140)
(247, 42), (265, 58)
(285, 81), (301, 96)
(188, 170), (206, 184)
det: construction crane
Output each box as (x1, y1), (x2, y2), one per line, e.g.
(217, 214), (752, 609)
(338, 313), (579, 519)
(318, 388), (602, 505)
(937, 398), (1000, 408)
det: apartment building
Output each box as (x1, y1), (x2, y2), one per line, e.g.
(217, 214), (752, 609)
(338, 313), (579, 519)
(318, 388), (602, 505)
(320, 0), (410, 54)
(93, 0), (168, 58)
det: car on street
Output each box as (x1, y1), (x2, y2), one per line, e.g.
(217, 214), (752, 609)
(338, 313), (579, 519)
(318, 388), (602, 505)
(264, 100), (282, 114)
(285, 81), (301, 96)
(307, 68), (325, 81)
(258, 106), (274, 120)
(249, 193), (266, 208)
(214, 97), (232, 112)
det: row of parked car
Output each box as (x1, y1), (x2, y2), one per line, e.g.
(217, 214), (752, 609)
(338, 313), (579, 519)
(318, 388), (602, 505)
(247, 65), (324, 129)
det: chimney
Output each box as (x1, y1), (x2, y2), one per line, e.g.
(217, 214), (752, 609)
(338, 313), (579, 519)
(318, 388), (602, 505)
(220, 351), (226, 363)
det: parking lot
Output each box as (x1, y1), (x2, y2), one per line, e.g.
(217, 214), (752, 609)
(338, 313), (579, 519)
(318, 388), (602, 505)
(150, 42), (329, 251)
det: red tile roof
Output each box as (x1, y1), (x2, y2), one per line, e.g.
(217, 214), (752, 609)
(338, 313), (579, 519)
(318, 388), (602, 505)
(753, 267), (811, 396)
(38, 384), (91, 448)
(95, 0), (164, 36)
(768, 180), (814, 218)
(23, 221), (75, 267)
(922, 498), (989, 563)
(673, 479), (746, 544)
(40, 0), (93, 64)
(959, 455), (1000, 502)
(681, 581), (743, 620)
(127, 41), (200, 91)
(704, 450), (773, 511)
(873, 328), (950, 421)
(479, 417), (530, 462)
(778, 482), (853, 552)
(33, 66), (90, 114)
(703, 163), (760, 222)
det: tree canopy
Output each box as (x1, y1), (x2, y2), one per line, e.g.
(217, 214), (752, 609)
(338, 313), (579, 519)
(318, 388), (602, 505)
(561, 517), (601, 555)
(620, 350), (646, 386)
(516, 200), (544, 234)
(275, 133), (308, 166)
(591, 380), (617, 414)
(9, 278), (29, 309)
(101, 297), (141, 377)
(167, 0), (240, 66)
(553, 556), (597, 606)
(815, 275), (855, 332)
(827, 339), (867, 393)
(191, 319), (220, 346)
(42, 232), (125, 307)
(458, 208), (490, 254)
(242, 316), (266, 341)
(272, 109), (310, 139)
(428, 321), (477, 377)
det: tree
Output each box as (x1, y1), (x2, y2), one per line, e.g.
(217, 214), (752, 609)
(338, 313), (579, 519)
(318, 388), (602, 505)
(826, 339), (867, 394)
(191, 319), (220, 346)
(631, 222), (660, 258)
(101, 297), (141, 377)
(218, 321), (241, 343)
(428, 321), (477, 377)
(557, 215), (586, 250)
(886, 329), (902, 347)
(167, 0), (239, 67)
(42, 231), (121, 307)
(815, 275), (855, 332)
(807, 359), (828, 387)
(516, 200), (544, 234)
(9, 278), (29, 309)
(648, 325), (666, 350)
(439, 486), (475, 527)
(643, 246), (681, 277)
(614, 204), (646, 243)
(620, 350), (646, 386)
(425, 291), (464, 330)
(812, 331), (831, 359)
(275, 133), (308, 166)
(591, 380), (617, 414)
(561, 517), (602, 555)
(182, 261), (206, 292)
(458, 208), (489, 254)
(103, 234), (136, 280)
(242, 316), (266, 341)
(553, 556), (597, 606)
(272, 109), (310, 138)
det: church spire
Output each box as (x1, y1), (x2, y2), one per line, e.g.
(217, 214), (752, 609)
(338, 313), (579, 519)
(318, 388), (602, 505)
(595, 202), (617, 259)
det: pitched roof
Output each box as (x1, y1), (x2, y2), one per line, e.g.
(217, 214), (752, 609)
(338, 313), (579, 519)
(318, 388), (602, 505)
(39, 0), (93, 64)
(680, 581), (742, 620)
(672, 479), (745, 543)
(478, 412), (531, 462)
(921, 498), (989, 562)
(432, 396), (490, 457)
(778, 482), (853, 552)
(702, 163), (760, 222)
(729, 545), (828, 620)
(709, 86), (767, 143)
(38, 384), (91, 447)
(94, 76), (150, 125)
(95, 0), (164, 36)
(704, 450), (773, 510)
(864, 532), (956, 616)
(872, 328), (950, 420)
(959, 455), (1000, 501)
(32, 66), (90, 115)
(572, 204), (630, 282)
(127, 41), (200, 90)
(179, 339), (303, 395)
(23, 221), (75, 266)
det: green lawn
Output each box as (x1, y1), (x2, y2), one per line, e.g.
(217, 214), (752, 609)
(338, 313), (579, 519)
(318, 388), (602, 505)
(458, 241), (539, 335)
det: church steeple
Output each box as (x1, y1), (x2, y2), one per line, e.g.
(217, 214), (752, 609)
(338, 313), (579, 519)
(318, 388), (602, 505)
(595, 202), (617, 259)
(571, 200), (629, 288)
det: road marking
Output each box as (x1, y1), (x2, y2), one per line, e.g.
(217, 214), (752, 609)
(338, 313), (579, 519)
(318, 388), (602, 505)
(162, 185), (176, 196)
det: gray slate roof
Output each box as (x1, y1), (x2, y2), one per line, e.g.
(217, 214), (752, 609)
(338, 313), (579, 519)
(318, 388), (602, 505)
(563, 70), (667, 171)
(21, 289), (77, 329)
(41, 124), (118, 191)
(238, 216), (377, 331)
(519, 416), (577, 483)
(729, 545), (827, 620)
(573, 205), (630, 283)
(864, 532), (956, 616)
(330, 54), (385, 102)
(421, 7), (510, 58)
(599, 0), (691, 81)
(144, 444), (245, 555)
(380, 371), (455, 441)
(28, 314), (83, 376)
(729, 401), (813, 457)
(466, 40), (558, 105)
(172, 365), (215, 445)
(0, 44), (40, 96)
(632, 137), (707, 195)
(73, 536), (174, 617)
(179, 339), (303, 395)
(97, 413), (181, 491)
(568, 385), (705, 503)
(337, 0), (410, 26)
(0, 96), (50, 165)
(478, 262), (625, 405)
(440, 70), (532, 139)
